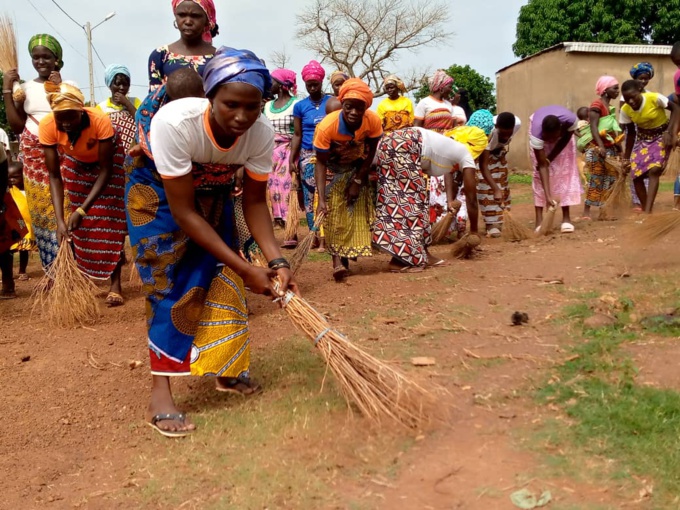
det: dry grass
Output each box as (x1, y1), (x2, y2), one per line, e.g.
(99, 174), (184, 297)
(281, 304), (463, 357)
(431, 200), (460, 244)
(600, 157), (630, 220)
(451, 233), (481, 259)
(0, 14), (17, 73)
(289, 211), (325, 274)
(631, 211), (680, 246)
(502, 210), (534, 242)
(283, 188), (301, 242)
(32, 242), (100, 328)
(128, 264), (142, 291)
(253, 254), (442, 428)
(537, 201), (559, 236)
(667, 148), (680, 181)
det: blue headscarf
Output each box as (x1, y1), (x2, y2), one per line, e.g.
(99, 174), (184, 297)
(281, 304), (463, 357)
(630, 62), (654, 80)
(203, 46), (271, 97)
(105, 64), (131, 87)
(466, 109), (495, 136)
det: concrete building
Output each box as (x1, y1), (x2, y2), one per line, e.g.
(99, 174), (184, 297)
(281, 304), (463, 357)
(496, 42), (676, 171)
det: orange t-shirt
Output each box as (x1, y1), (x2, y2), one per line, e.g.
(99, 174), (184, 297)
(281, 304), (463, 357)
(39, 107), (115, 163)
(313, 110), (383, 165)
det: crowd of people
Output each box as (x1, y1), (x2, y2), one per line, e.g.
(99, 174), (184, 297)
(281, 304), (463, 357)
(1, 0), (680, 437)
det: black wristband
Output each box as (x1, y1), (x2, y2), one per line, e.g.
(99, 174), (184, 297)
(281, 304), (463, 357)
(268, 257), (289, 269)
(270, 262), (290, 271)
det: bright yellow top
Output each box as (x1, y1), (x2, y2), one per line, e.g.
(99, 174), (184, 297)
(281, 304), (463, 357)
(376, 96), (415, 132)
(620, 92), (669, 130)
(9, 187), (34, 249)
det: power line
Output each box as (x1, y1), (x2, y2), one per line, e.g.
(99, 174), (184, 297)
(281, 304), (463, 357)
(50, 0), (83, 29)
(25, 0), (87, 61)
(91, 42), (105, 68)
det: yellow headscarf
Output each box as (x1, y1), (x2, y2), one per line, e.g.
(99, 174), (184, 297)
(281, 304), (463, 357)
(44, 81), (85, 112)
(445, 126), (489, 160)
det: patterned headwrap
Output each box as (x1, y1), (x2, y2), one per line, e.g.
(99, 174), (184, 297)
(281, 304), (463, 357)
(28, 34), (64, 70)
(595, 75), (619, 96)
(301, 60), (325, 83)
(445, 126), (488, 160)
(383, 74), (406, 93)
(203, 46), (272, 97)
(271, 68), (297, 96)
(44, 81), (85, 112)
(466, 109), (495, 136)
(330, 70), (349, 84)
(429, 70), (454, 93)
(630, 62), (654, 80)
(338, 78), (373, 108)
(171, 0), (217, 43)
(104, 64), (131, 88)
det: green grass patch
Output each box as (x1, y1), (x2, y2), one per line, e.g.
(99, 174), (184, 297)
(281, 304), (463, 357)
(509, 174), (532, 185)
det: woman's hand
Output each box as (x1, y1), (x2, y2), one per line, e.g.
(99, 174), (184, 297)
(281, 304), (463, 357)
(598, 145), (607, 159)
(48, 71), (62, 86)
(113, 92), (131, 107)
(241, 266), (281, 298)
(67, 211), (83, 234)
(289, 156), (299, 175)
(346, 181), (361, 205)
(56, 220), (71, 244)
(3, 69), (19, 87)
(493, 186), (503, 202)
(275, 267), (299, 297)
(316, 197), (327, 217)
(663, 131), (676, 149)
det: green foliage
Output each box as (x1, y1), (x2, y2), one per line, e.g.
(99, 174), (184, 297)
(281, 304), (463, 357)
(414, 64), (496, 113)
(0, 72), (10, 137)
(514, 0), (680, 58)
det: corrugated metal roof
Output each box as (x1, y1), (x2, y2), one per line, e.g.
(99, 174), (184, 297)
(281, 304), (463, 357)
(497, 42), (673, 75)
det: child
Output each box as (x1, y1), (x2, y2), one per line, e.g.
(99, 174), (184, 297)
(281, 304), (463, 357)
(1, 147), (28, 299)
(8, 160), (34, 280)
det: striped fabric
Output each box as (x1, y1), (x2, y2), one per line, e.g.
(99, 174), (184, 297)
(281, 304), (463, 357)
(477, 151), (511, 228)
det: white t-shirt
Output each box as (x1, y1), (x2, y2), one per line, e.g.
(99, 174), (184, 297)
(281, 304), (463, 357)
(487, 115), (522, 151)
(452, 105), (467, 124)
(264, 98), (298, 137)
(0, 128), (9, 152)
(416, 127), (476, 177)
(414, 96), (454, 120)
(150, 97), (274, 181)
(19, 80), (52, 136)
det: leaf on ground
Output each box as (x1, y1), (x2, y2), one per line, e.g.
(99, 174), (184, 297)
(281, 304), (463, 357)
(510, 488), (552, 509)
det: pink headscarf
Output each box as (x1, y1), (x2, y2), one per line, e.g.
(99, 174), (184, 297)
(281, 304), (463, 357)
(301, 60), (325, 83)
(271, 68), (298, 95)
(429, 70), (454, 93)
(595, 75), (619, 96)
(172, 0), (217, 44)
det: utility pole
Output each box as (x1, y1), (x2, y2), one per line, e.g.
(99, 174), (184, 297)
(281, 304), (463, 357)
(86, 21), (94, 107)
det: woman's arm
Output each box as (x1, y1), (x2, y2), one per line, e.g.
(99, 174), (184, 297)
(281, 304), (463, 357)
(3, 70), (27, 135)
(547, 130), (573, 161)
(664, 101), (680, 149)
(623, 123), (636, 160)
(289, 116), (302, 173)
(45, 145), (69, 242)
(413, 119), (424, 128)
(589, 109), (606, 157)
(461, 167), (479, 234)
(477, 150), (502, 200)
(534, 148), (554, 206)
(314, 151), (329, 215)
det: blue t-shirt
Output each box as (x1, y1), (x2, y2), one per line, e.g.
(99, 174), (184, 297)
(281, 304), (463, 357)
(293, 95), (331, 149)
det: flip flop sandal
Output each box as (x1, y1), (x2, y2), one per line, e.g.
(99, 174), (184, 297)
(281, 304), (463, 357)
(333, 266), (348, 282)
(105, 292), (125, 307)
(0, 289), (17, 300)
(17, 274), (30, 281)
(560, 222), (575, 234)
(216, 377), (262, 396)
(487, 227), (501, 238)
(389, 265), (425, 273)
(147, 413), (193, 438)
(429, 259), (448, 267)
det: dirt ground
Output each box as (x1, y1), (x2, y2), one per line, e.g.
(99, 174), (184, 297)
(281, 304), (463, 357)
(1, 182), (677, 510)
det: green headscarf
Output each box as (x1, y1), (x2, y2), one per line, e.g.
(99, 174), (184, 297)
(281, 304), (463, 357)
(28, 34), (64, 70)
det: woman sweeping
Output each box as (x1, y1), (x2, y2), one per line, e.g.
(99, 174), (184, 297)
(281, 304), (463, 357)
(314, 78), (383, 281)
(290, 61), (330, 234)
(39, 83), (127, 306)
(581, 76), (623, 220)
(127, 47), (297, 437)
(468, 110), (517, 237)
(148, 0), (218, 91)
(374, 127), (478, 271)
(620, 79), (680, 213)
(377, 75), (414, 133)
(3, 34), (69, 269)
(529, 105), (581, 233)
(97, 64), (142, 153)
(264, 68), (298, 244)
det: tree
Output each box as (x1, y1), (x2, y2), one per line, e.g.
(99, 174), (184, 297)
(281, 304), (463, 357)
(414, 65), (496, 113)
(513, 0), (680, 58)
(269, 46), (293, 69)
(0, 72), (11, 138)
(295, 0), (451, 94)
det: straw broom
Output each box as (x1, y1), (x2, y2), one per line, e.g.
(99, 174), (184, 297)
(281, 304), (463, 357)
(289, 211), (326, 274)
(537, 200), (559, 236)
(631, 211), (680, 245)
(451, 233), (482, 259)
(0, 14), (23, 103)
(667, 147), (680, 181)
(599, 157), (630, 219)
(501, 209), (534, 242)
(128, 264), (143, 291)
(431, 200), (461, 244)
(283, 185), (302, 243)
(253, 255), (439, 428)
(32, 241), (100, 328)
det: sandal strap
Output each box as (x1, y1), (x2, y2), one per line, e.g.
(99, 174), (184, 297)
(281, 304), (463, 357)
(151, 413), (186, 426)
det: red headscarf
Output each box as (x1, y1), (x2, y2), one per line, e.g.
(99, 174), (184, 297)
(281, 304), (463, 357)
(271, 68), (298, 96)
(301, 60), (325, 83)
(338, 78), (374, 108)
(172, 0), (217, 43)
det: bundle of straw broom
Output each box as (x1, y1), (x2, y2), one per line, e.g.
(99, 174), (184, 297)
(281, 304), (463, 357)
(631, 211), (680, 245)
(0, 14), (23, 103)
(667, 147), (680, 181)
(32, 241), (100, 328)
(253, 255), (439, 428)
(431, 200), (461, 244)
(537, 200), (559, 236)
(599, 157), (630, 220)
(289, 211), (326, 274)
(502, 207), (534, 242)
(283, 185), (302, 243)
(451, 233), (481, 259)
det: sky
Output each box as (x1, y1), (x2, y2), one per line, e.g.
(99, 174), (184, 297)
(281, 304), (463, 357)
(6, 0), (529, 103)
